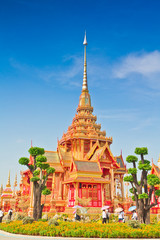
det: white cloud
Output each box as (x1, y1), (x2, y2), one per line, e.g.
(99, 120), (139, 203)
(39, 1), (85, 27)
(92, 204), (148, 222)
(97, 108), (159, 132)
(98, 109), (138, 121)
(112, 51), (160, 89)
(9, 50), (160, 91)
(113, 51), (160, 78)
(9, 55), (111, 89)
(131, 117), (157, 131)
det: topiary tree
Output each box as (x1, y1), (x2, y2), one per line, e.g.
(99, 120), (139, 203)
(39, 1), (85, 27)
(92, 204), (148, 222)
(19, 147), (55, 220)
(124, 147), (160, 224)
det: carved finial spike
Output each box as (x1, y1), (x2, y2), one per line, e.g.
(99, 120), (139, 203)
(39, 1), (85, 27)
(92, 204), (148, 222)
(14, 173), (17, 187)
(6, 171), (11, 187)
(83, 31), (87, 45)
(0, 184), (3, 195)
(82, 31), (88, 91)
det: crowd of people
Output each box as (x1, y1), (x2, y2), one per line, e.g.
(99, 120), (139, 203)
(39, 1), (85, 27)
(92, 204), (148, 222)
(0, 207), (137, 223)
(102, 208), (138, 224)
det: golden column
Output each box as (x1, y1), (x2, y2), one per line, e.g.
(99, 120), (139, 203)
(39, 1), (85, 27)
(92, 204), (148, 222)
(110, 165), (114, 201)
(74, 182), (79, 205)
(58, 173), (62, 200)
(120, 175), (124, 200)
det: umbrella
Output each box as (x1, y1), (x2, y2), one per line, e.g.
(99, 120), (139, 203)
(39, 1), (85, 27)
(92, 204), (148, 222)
(115, 207), (123, 213)
(101, 206), (110, 210)
(128, 206), (136, 212)
(72, 205), (82, 209)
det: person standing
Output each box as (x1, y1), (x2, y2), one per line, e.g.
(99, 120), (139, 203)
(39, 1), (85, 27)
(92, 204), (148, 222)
(0, 208), (4, 223)
(132, 210), (138, 220)
(102, 209), (106, 224)
(106, 209), (110, 223)
(118, 210), (124, 223)
(8, 208), (13, 220)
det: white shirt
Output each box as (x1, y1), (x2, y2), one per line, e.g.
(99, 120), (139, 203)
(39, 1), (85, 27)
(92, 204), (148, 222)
(119, 211), (124, 219)
(106, 210), (110, 218)
(8, 209), (12, 214)
(0, 210), (3, 217)
(102, 211), (106, 218)
(132, 212), (137, 220)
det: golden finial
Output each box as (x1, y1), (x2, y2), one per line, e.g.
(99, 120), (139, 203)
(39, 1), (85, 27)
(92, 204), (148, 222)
(14, 173), (17, 187)
(0, 184), (3, 195)
(82, 31), (88, 92)
(6, 171), (11, 187)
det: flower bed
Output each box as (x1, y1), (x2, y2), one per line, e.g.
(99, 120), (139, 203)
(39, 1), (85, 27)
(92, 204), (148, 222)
(0, 221), (160, 238)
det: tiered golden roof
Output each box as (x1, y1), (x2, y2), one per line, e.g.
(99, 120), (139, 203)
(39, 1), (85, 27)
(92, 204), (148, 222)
(59, 33), (111, 145)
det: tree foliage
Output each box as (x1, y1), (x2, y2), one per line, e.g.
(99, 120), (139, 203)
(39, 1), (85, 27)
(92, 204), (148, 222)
(36, 155), (47, 162)
(19, 157), (29, 165)
(124, 147), (160, 224)
(147, 174), (160, 186)
(42, 188), (51, 195)
(128, 168), (137, 174)
(28, 147), (44, 156)
(126, 155), (138, 163)
(124, 175), (134, 182)
(135, 147), (148, 155)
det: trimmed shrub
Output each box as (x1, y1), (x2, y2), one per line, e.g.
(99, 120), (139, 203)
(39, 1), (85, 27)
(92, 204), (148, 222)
(22, 216), (34, 225)
(5, 219), (12, 224)
(127, 220), (141, 228)
(15, 213), (26, 221)
(48, 219), (59, 226)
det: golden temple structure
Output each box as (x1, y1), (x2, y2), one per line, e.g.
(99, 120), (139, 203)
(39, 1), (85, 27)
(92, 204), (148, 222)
(0, 33), (127, 213)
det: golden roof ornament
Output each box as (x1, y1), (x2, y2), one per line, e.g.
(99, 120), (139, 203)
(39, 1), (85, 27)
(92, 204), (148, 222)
(6, 171), (11, 188)
(0, 184), (3, 195)
(14, 173), (17, 187)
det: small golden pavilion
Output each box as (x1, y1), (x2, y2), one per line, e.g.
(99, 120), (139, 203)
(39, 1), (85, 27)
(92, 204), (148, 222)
(20, 33), (127, 213)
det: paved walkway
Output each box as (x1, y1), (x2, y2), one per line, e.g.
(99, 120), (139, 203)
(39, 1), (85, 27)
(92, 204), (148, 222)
(0, 230), (159, 240)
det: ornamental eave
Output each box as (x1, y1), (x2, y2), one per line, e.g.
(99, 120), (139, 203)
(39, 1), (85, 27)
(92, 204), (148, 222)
(59, 135), (107, 145)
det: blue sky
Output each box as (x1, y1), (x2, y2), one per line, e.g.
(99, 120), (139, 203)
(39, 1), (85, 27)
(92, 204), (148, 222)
(1, 0), (160, 188)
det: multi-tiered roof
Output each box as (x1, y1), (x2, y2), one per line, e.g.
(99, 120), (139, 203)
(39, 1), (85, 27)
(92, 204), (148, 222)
(59, 32), (112, 150)
(44, 33), (126, 179)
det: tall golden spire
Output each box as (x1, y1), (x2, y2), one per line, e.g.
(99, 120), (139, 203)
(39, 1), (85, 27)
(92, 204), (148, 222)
(82, 31), (88, 92)
(14, 173), (17, 188)
(6, 171), (11, 188)
(0, 184), (3, 195)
